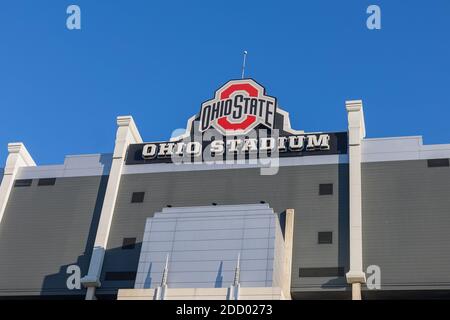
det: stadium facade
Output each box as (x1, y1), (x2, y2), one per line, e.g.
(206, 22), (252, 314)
(1, 79), (450, 300)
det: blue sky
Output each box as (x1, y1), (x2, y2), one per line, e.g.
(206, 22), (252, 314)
(1, 0), (449, 165)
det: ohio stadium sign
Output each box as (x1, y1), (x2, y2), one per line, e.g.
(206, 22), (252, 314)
(125, 79), (348, 165)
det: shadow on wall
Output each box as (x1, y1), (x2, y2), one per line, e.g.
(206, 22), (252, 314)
(322, 164), (350, 290)
(41, 244), (141, 299)
(144, 263), (153, 288)
(99, 154), (113, 176)
(40, 175), (109, 298)
(215, 261), (224, 288)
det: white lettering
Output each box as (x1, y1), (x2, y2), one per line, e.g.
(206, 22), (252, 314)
(158, 143), (175, 157)
(210, 140), (224, 155)
(289, 136), (304, 151)
(259, 137), (275, 151)
(242, 138), (258, 153)
(306, 134), (330, 150)
(185, 142), (202, 157)
(227, 139), (242, 153)
(142, 144), (157, 158)
(277, 136), (288, 151)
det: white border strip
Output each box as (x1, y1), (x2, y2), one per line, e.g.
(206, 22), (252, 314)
(362, 136), (450, 163)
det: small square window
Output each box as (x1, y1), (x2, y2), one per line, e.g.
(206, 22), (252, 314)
(104, 272), (136, 281)
(122, 237), (136, 250)
(318, 231), (333, 244)
(427, 159), (449, 167)
(38, 178), (56, 186)
(319, 184), (333, 195)
(14, 179), (32, 187)
(131, 192), (145, 203)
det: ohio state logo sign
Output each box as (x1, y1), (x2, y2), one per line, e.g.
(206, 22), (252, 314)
(125, 77), (349, 165)
(199, 79), (277, 136)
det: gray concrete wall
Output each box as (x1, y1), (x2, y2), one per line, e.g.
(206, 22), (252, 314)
(100, 164), (349, 294)
(0, 163), (349, 297)
(0, 175), (107, 296)
(362, 159), (450, 291)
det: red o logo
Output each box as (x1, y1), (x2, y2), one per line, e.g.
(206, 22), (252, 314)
(199, 79), (277, 136)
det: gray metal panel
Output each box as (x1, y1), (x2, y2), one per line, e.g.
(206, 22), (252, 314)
(0, 175), (107, 296)
(101, 164), (349, 293)
(362, 160), (450, 290)
(135, 205), (276, 289)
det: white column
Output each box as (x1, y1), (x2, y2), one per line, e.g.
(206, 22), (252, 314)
(0, 143), (36, 225)
(81, 116), (142, 299)
(345, 100), (367, 300)
(85, 287), (97, 300)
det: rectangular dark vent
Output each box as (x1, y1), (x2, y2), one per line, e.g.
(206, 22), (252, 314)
(14, 179), (32, 187)
(131, 192), (145, 203)
(122, 237), (136, 250)
(38, 178), (56, 186)
(299, 267), (344, 278)
(104, 271), (136, 281)
(427, 159), (449, 168)
(318, 231), (333, 244)
(319, 183), (333, 195)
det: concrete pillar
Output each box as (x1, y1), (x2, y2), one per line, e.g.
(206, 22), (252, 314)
(85, 287), (97, 300)
(154, 285), (167, 300)
(0, 143), (36, 225)
(345, 100), (366, 300)
(227, 284), (240, 300)
(81, 116), (142, 299)
(352, 283), (362, 300)
(281, 209), (294, 300)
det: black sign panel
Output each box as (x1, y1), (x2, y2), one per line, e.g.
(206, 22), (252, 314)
(125, 132), (348, 165)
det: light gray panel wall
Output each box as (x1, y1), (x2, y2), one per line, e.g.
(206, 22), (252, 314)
(135, 205), (275, 289)
(101, 164), (349, 294)
(0, 175), (107, 296)
(362, 160), (450, 290)
(272, 212), (286, 289)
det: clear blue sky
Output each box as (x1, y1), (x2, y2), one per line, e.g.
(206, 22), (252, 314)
(1, 0), (449, 165)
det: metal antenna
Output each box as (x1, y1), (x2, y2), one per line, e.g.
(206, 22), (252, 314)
(233, 252), (241, 286)
(241, 51), (248, 79)
(161, 253), (169, 286)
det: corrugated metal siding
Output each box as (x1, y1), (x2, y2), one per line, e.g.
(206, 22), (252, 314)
(362, 160), (450, 290)
(100, 164), (349, 293)
(0, 175), (107, 296)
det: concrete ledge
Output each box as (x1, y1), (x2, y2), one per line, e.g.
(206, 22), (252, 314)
(118, 289), (156, 300)
(117, 287), (286, 300)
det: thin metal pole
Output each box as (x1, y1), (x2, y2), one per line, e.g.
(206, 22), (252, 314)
(161, 253), (169, 286)
(233, 252), (241, 286)
(241, 51), (248, 79)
